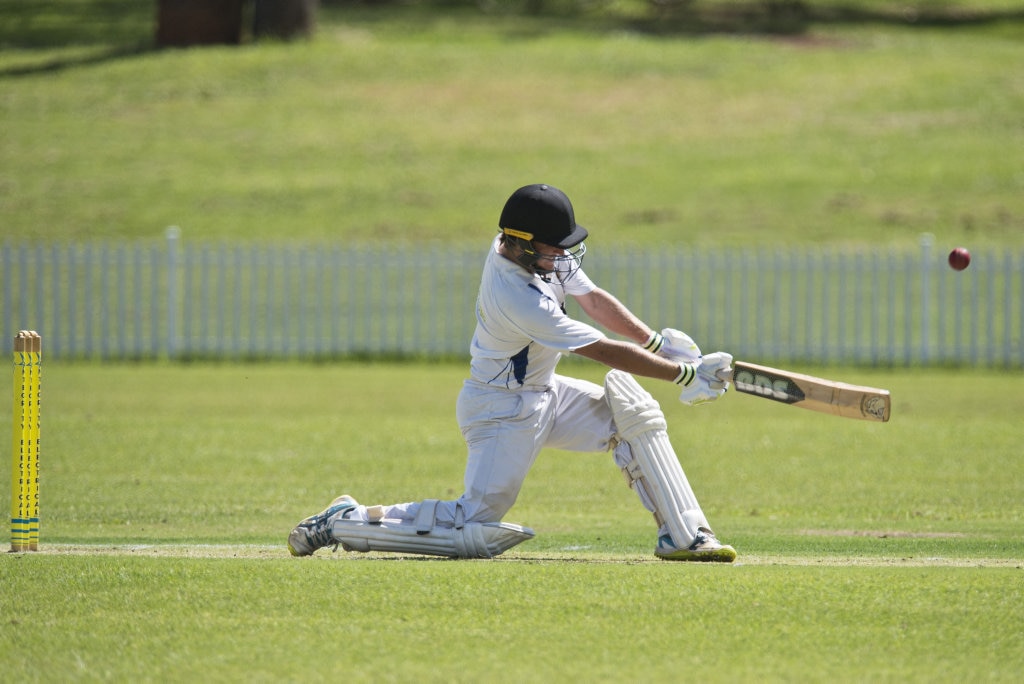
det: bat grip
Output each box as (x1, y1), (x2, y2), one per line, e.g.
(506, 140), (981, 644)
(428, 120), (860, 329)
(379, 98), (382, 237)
(716, 367), (735, 382)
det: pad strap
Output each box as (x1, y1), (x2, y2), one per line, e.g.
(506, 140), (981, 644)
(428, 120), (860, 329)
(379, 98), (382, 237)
(414, 499), (440, 534)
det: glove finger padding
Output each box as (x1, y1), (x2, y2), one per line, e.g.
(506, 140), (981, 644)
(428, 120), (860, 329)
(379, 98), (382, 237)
(678, 352), (733, 406)
(697, 351), (733, 391)
(678, 378), (725, 406)
(657, 328), (702, 364)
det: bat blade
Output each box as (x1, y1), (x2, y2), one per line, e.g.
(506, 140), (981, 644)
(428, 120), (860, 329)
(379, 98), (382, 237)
(719, 361), (891, 422)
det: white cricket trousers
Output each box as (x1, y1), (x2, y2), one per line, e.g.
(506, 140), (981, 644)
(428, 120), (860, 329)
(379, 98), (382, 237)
(380, 374), (619, 526)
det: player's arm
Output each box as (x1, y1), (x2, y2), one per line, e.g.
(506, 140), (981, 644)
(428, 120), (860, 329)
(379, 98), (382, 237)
(573, 338), (684, 383)
(573, 288), (655, 346)
(575, 337), (733, 406)
(572, 288), (730, 404)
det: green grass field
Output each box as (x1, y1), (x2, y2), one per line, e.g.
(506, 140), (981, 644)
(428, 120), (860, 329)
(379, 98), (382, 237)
(3, 2), (1023, 681)
(2, 362), (1022, 680)
(1, 1), (1022, 247)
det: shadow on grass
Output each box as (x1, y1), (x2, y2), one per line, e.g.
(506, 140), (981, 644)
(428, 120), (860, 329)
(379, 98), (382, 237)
(0, 0), (154, 48)
(631, 1), (1024, 37)
(0, 0), (155, 78)
(0, 42), (154, 78)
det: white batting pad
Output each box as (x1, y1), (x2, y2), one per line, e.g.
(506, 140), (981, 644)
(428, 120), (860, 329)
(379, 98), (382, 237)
(605, 370), (709, 548)
(332, 518), (534, 559)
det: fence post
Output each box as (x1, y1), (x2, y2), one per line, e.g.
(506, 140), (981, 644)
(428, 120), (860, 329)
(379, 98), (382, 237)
(920, 233), (933, 363)
(166, 226), (181, 359)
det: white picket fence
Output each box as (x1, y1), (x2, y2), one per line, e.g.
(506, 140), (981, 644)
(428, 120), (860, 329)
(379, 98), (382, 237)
(2, 229), (1021, 366)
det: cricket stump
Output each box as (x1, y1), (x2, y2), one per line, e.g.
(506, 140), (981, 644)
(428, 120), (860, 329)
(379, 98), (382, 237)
(11, 331), (41, 552)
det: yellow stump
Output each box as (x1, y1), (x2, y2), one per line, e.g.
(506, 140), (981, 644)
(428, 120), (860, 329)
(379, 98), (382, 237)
(11, 331), (41, 552)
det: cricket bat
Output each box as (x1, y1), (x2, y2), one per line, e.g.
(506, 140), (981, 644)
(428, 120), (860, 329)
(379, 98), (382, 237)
(716, 361), (891, 422)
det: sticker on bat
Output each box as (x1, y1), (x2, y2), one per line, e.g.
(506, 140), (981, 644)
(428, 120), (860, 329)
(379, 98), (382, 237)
(862, 395), (889, 421)
(732, 367), (806, 405)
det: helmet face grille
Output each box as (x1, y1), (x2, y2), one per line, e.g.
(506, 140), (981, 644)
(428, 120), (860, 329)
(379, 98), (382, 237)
(505, 234), (586, 280)
(548, 242), (586, 282)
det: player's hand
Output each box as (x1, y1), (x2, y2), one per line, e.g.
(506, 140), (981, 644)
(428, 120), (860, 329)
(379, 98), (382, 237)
(678, 352), (733, 406)
(696, 352), (733, 389)
(656, 328), (702, 364)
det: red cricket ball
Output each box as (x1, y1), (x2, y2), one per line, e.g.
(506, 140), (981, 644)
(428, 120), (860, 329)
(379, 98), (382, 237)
(948, 247), (971, 271)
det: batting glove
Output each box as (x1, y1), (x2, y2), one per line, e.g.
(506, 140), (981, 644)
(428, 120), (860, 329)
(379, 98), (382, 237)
(654, 328), (702, 364)
(677, 352), (733, 406)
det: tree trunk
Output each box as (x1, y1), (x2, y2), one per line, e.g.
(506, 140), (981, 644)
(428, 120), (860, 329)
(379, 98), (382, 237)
(253, 0), (319, 41)
(156, 0), (244, 47)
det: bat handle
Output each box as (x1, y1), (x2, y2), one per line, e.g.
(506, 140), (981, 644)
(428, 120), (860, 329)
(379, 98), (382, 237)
(716, 367), (735, 382)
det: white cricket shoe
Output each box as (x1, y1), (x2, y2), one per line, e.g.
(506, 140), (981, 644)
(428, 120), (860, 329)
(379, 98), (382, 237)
(655, 528), (737, 563)
(287, 495), (359, 557)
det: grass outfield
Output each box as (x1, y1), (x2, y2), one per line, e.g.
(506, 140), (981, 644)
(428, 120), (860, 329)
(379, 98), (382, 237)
(1, 1), (1022, 247)
(2, 362), (1022, 680)
(2, 2), (1022, 680)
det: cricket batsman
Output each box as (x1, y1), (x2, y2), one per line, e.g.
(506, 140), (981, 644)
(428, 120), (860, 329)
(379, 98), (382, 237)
(288, 183), (736, 562)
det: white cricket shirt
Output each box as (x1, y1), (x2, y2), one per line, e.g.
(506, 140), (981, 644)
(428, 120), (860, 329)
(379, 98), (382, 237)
(468, 236), (605, 389)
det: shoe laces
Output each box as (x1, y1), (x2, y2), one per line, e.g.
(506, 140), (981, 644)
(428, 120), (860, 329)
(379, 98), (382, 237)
(688, 527), (717, 551)
(302, 517), (336, 551)
(302, 503), (352, 552)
